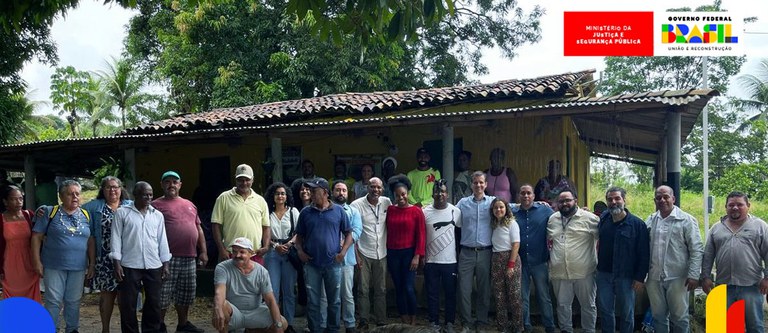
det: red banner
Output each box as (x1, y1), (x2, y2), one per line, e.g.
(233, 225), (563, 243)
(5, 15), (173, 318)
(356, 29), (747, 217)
(563, 11), (654, 56)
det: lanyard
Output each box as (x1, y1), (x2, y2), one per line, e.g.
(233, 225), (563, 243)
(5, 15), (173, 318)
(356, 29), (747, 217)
(368, 201), (380, 222)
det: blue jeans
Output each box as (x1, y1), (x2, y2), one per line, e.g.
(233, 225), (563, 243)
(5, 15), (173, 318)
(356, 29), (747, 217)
(304, 263), (342, 333)
(424, 263), (457, 325)
(387, 248), (417, 316)
(265, 250), (297, 324)
(726, 284), (765, 333)
(341, 265), (355, 328)
(43, 268), (85, 333)
(645, 278), (689, 333)
(521, 262), (555, 332)
(596, 271), (635, 333)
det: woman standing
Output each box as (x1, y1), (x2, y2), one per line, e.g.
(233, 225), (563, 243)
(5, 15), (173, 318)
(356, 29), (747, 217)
(490, 198), (522, 333)
(353, 164), (374, 199)
(82, 176), (131, 333)
(31, 180), (95, 333)
(385, 175), (425, 325)
(264, 182), (300, 333)
(0, 185), (40, 301)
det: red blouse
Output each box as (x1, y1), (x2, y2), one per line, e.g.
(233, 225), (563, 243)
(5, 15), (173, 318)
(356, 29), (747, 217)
(385, 205), (426, 256)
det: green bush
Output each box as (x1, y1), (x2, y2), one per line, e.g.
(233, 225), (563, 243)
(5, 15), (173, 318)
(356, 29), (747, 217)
(712, 162), (768, 200)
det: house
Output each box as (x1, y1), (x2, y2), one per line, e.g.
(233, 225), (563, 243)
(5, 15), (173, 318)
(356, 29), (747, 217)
(0, 69), (716, 210)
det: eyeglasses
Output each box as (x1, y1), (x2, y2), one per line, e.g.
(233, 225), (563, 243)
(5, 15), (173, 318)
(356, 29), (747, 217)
(105, 186), (121, 191)
(275, 192), (287, 196)
(558, 198), (574, 204)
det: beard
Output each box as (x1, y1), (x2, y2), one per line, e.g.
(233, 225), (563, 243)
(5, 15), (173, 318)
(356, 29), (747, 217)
(333, 195), (346, 204)
(559, 205), (576, 217)
(608, 204), (624, 215)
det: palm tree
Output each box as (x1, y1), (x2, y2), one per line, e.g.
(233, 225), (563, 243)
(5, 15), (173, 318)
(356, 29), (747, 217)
(11, 90), (59, 142)
(734, 58), (768, 127)
(84, 76), (117, 136)
(96, 56), (150, 129)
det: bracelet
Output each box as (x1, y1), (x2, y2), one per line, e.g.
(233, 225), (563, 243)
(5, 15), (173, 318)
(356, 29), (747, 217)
(506, 261), (515, 269)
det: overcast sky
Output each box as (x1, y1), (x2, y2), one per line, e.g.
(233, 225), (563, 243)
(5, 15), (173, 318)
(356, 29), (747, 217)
(20, 0), (768, 115)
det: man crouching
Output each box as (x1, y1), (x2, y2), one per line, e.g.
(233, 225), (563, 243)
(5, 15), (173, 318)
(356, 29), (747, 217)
(213, 237), (288, 333)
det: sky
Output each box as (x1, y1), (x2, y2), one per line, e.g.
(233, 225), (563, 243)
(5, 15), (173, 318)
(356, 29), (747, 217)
(19, 0), (768, 115)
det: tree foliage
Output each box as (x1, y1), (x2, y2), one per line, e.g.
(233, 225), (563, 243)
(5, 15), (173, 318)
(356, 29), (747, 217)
(712, 162), (768, 200)
(125, 0), (542, 113)
(50, 66), (94, 137)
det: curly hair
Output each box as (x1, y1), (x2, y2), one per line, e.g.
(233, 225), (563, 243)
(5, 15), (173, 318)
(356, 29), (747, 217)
(265, 182), (294, 211)
(387, 174), (412, 194)
(490, 197), (513, 229)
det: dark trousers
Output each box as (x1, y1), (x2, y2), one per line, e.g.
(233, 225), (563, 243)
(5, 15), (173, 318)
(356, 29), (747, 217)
(387, 247), (417, 316)
(119, 267), (163, 333)
(425, 262), (458, 325)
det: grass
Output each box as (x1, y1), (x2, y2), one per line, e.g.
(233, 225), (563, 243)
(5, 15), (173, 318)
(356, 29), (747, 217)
(587, 184), (768, 237)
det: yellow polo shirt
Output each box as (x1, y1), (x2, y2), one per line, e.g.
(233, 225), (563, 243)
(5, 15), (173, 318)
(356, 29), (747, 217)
(211, 188), (270, 249)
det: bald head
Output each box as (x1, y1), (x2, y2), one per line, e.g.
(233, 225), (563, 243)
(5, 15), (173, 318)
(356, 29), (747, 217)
(367, 177), (384, 202)
(654, 185), (676, 216)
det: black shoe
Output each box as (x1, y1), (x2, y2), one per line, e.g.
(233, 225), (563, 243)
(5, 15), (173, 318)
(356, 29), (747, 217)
(176, 321), (204, 333)
(346, 327), (357, 333)
(286, 325), (297, 333)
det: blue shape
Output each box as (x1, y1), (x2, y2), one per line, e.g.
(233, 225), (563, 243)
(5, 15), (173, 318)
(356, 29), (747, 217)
(0, 297), (55, 333)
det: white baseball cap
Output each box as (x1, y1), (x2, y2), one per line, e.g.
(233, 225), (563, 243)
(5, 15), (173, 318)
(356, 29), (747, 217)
(229, 237), (254, 251)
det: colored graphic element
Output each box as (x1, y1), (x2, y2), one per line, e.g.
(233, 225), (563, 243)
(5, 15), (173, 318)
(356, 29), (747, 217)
(0, 297), (55, 332)
(563, 11), (654, 56)
(661, 24), (738, 44)
(705, 285), (746, 333)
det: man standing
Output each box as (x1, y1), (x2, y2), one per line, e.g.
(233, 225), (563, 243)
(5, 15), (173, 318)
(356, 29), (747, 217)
(112, 181), (171, 333)
(596, 187), (650, 333)
(547, 190), (598, 333)
(456, 171), (494, 332)
(645, 185), (703, 333)
(212, 164), (270, 264)
(295, 178), (353, 333)
(512, 184), (555, 333)
(423, 179), (461, 333)
(153, 171), (209, 333)
(212, 237), (287, 333)
(350, 177), (391, 329)
(702, 191), (768, 333)
(407, 147), (441, 207)
(331, 181), (363, 333)
(452, 151), (473, 205)
(291, 159), (318, 198)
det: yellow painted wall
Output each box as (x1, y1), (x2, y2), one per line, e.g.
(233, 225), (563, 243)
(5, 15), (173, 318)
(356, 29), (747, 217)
(133, 116), (590, 201)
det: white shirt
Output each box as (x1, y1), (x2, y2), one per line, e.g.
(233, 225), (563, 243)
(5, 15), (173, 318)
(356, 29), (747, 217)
(269, 207), (300, 240)
(111, 204), (172, 270)
(423, 204), (461, 264)
(547, 208), (599, 280)
(492, 219), (521, 252)
(351, 196), (391, 259)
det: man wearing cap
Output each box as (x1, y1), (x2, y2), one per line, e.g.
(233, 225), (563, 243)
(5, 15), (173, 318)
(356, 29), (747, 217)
(213, 237), (288, 333)
(153, 171), (208, 333)
(112, 181), (172, 333)
(407, 148), (441, 207)
(212, 164), (271, 264)
(295, 178), (353, 333)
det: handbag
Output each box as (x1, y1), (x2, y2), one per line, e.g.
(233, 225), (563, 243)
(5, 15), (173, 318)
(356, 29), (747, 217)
(286, 209), (304, 271)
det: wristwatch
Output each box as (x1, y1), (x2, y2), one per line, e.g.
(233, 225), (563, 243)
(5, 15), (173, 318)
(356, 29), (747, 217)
(275, 321), (284, 328)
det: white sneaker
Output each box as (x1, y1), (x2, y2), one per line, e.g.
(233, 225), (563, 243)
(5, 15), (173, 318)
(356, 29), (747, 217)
(430, 323), (441, 333)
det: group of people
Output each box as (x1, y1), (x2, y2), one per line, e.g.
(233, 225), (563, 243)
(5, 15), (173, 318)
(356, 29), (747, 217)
(1, 173), (207, 333)
(2, 146), (768, 333)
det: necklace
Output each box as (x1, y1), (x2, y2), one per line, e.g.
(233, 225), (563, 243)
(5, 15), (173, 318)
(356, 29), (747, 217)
(60, 209), (81, 235)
